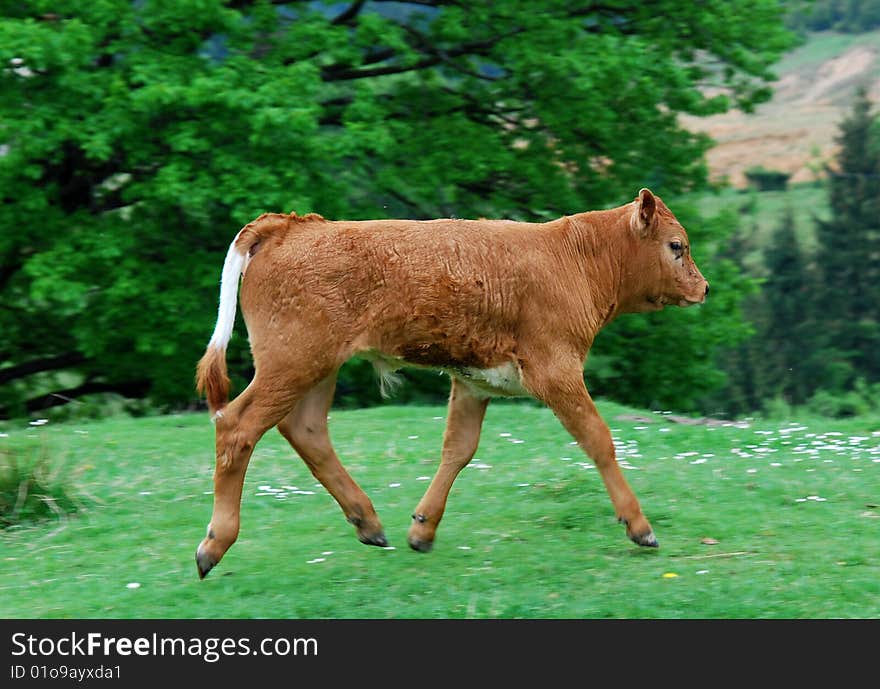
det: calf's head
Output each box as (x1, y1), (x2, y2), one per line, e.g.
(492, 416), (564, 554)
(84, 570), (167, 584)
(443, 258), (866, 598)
(624, 188), (709, 312)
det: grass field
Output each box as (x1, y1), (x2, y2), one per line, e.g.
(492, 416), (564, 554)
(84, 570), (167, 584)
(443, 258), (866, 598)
(1, 400), (878, 619)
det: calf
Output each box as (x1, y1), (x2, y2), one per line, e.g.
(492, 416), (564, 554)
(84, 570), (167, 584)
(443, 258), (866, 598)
(194, 188), (708, 578)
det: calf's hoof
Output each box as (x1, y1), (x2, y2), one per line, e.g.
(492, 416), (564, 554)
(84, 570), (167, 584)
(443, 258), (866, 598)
(407, 535), (434, 553)
(407, 513), (435, 552)
(358, 530), (389, 547)
(629, 529), (659, 548)
(347, 514), (387, 547)
(196, 543), (219, 579)
(619, 516), (659, 548)
(196, 526), (231, 579)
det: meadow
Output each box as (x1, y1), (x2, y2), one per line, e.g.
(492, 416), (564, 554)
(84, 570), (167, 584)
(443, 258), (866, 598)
(1, 400), (878, 619)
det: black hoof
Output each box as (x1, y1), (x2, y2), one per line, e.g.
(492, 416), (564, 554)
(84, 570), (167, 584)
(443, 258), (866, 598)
(359, 531), (389, 547)
(196, 548), (217, 579)
(407, 537), (434, 553)
(630, 530), (659, 548)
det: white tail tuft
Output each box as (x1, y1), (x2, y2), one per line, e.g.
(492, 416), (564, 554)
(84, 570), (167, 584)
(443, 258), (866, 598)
(208, 232), (247, 350)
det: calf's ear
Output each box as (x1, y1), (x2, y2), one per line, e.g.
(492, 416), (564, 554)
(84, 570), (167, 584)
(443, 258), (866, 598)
(631, 187), (657, 236)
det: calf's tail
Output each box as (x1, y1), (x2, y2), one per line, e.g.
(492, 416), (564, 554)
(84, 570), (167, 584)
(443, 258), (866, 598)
(196, 222), (265, 415)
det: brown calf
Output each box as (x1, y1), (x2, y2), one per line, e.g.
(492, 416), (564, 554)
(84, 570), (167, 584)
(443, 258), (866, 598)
(194, 188), (708, 578)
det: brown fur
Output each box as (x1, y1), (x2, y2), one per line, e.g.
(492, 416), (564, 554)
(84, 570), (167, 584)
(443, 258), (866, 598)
(193, 189), (708, 578)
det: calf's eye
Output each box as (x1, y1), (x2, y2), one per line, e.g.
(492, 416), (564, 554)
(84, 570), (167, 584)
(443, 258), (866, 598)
(669, 240), (682, 252)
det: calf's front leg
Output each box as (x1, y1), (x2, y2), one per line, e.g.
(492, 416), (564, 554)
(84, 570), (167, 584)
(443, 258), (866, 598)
(524, 362), (658, 547)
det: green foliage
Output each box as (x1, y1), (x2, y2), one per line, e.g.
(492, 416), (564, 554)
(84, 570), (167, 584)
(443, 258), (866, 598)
(703, 89), (880, 416)
(744, 166), (791, 191)
(0, 1), (795, 416)
(760, 380), (880, 419)
(728, 205), (818, 413)
(805, 379), (880, 418)
(758, 207), (818, 403)
(813, 88), (880, 390)
(786, 0), (880, 33)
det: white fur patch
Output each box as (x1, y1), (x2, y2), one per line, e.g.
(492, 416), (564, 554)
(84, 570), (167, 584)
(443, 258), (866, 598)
(456, 362), (529, 398)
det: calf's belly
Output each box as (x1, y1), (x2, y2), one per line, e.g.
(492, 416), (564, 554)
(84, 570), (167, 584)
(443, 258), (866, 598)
(362, 351), (529, 398)
(452, 362), (530, 397)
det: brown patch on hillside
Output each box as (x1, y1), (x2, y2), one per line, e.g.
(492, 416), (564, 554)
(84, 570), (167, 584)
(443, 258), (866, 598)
(681, 39), (880, 188)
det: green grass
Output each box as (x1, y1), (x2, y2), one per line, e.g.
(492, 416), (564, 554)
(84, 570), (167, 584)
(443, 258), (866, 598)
(1, 401), (878, 618)
(1, 435), (81, 529)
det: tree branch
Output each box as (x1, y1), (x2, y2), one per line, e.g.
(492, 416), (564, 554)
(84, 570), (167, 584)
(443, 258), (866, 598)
(0, 353), (86, 385)
(20, 380), (151, 415)
(332, 0), (366, 25)
(367, 1), (463, 6)
(321, 29), (525, 82)
(0, 261), (22, 294)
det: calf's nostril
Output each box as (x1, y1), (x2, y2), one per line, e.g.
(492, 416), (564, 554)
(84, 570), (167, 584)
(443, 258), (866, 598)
(704, 283), (710, 297)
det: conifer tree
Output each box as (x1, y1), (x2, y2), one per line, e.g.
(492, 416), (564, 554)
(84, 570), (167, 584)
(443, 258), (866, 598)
(814, 88), (880, 388)
(762, 207), (814, 403)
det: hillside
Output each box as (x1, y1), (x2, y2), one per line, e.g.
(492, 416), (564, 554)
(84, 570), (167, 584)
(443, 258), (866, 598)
(682, 31), (880, 188)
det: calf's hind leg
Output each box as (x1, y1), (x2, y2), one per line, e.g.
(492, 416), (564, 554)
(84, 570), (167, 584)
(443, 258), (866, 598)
(277, 372), (387, 547)
(408, 378), (489, 552)
(196, 374), (307, 579)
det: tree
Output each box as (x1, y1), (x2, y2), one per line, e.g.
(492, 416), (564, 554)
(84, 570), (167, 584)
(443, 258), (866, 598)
(813, 87), (880, 390)
(698, 211), (763, 416)
(0, 1), (794, 416)
(759, 207), (816, 405)
(785, 0), (880, 33)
